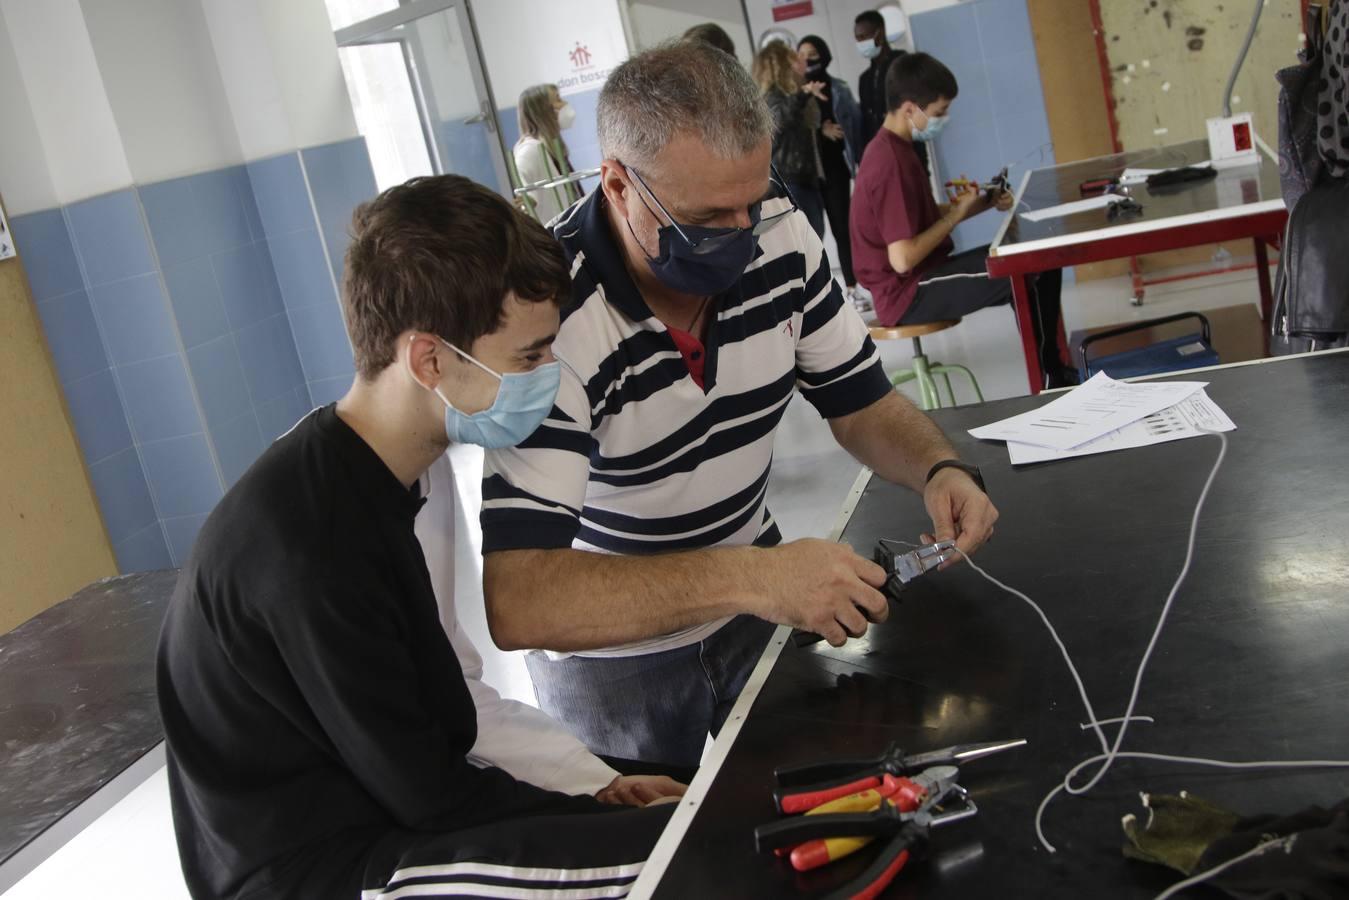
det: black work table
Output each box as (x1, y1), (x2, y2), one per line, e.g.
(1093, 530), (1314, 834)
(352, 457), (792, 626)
(636, 350), (1349, 898)
(0, 570), (175, 890)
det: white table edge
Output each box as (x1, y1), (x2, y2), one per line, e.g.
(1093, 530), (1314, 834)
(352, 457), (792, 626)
(627, 465), (875, 898)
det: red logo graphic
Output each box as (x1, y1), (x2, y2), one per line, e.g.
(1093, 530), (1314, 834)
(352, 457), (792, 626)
(783, 321), (794, 337)
(569, 42), (593, 69)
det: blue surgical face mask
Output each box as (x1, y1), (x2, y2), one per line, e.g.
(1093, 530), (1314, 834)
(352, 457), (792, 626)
(622, 165), (794, 298)
(640, 218), (760, 298)
(910, 108), (949, 142)
(857, 39), (882, 60)
(416, 336), (561, 449)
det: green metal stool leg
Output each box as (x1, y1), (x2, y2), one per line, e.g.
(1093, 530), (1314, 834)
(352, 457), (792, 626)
(938, 371), (957, 407)
(890, 370), (918, 387)
(911, 353), (939, 410)
(929, 363), (985, 406)
(884, 336), (973, 410)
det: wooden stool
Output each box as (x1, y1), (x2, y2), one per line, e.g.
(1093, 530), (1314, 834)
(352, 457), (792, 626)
(867, 319), (984, 411)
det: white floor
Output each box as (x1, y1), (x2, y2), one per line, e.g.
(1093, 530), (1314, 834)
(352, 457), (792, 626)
(3, 767), (186, 899)
(1, 263), (1266, 899)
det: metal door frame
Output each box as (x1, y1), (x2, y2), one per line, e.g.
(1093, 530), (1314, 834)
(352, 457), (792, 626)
(334, 0), (512, 195)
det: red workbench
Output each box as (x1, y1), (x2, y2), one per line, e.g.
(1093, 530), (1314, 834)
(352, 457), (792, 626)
(986, 140), (1287, 393)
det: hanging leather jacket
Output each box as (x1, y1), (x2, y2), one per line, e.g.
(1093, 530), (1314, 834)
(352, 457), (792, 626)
(1271, 178), (1349, 353)
(1271, 3), (1349, 354)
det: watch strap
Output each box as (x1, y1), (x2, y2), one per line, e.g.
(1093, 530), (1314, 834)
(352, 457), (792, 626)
(925, 460), (986, 494)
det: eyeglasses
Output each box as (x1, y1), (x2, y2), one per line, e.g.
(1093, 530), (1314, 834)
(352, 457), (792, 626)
(623, 163), (800, 256)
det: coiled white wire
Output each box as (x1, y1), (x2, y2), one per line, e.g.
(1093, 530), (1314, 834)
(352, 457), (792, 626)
(945, 431), (1349, 892)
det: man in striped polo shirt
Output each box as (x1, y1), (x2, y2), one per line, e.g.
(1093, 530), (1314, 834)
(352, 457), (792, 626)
(480, 42), (998, 773)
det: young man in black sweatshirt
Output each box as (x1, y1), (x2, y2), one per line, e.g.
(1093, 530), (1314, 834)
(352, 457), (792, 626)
(854, 8), (927, 173)
(156, 175), (676, 900)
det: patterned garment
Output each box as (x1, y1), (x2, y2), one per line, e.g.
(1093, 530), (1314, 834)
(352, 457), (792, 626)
(1319, 1), (1349, 177)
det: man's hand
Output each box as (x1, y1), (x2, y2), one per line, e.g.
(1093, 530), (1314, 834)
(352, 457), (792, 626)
(754, 539), (888, 646)
(945, 182), (984, 223)
(922, 468), (999, 566)
(993, 188), (1014, 212)
(822, 120), (845, 141)
(596, 774), (687, 807)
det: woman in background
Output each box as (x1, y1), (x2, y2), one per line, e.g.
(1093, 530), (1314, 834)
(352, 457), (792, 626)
(752, 41), (826, 238)
(514, 83), (582, 224)
(797, 34), (867, 311)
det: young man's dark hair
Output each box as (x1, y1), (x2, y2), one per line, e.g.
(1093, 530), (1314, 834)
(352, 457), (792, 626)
(850, 52), (1075, 389)
(885, 51), (959, 113)
(343, 174), (570, 380)
(157, 173), (675, 900)
(853, 8), (929, 172)
(854, 9), (885, 34)
(681, 22), (736, 58)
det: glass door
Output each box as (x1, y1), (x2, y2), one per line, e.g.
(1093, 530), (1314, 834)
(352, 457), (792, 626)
(333, 0), (511, 196)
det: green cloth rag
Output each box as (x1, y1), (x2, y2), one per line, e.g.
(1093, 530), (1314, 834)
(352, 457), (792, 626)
(1121, 791), (1243, 875)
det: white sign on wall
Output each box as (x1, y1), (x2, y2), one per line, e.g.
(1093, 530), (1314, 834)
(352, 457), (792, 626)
(556, 36), (618, 97)
(474, 0), (629, 103)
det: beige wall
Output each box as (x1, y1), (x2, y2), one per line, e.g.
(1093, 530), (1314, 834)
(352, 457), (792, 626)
(0, 196), (117, 633)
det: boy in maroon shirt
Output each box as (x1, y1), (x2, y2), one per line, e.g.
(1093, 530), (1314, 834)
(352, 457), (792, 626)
(850, 52), (1074, 389)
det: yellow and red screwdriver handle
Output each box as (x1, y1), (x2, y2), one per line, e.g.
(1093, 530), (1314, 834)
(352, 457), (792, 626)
(785, 768), (950, 872)
(754, 801), (946, 898)
(755, 778), (976, 899)
(768, 770), (936, 861)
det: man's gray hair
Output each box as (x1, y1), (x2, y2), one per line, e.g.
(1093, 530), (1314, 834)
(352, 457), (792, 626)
(597, 41), (773, 171)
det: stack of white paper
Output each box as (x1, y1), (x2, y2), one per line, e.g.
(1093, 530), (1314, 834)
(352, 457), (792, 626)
(969, 372), (1235, 465)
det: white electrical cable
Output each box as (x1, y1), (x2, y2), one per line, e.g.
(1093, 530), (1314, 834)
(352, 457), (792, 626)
(1080, 715), (1154, 731)
(949, 431), (1349, 854)
(1061, 431), (1230, 795)
(1153, 834), (1295, 900)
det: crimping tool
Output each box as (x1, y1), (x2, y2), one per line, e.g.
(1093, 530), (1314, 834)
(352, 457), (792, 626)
(791, 539), (955, 647)
(755, 741), (1023, 898)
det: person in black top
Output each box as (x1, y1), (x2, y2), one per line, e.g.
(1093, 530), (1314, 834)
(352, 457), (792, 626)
(797, 34), (864, 301)
(156, 175), (675, 900)
(854, 9), (928, 173)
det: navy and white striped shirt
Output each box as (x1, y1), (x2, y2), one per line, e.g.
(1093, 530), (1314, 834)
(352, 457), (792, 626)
(481, 190), (891, 655)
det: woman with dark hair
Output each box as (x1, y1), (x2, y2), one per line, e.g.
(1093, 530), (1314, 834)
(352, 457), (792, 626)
(514, 83), (582, 224)
(798, 34), (865, 306)
(752, 41), (827, 237)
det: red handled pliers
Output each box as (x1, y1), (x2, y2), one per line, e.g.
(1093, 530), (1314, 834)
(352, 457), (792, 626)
(772, 738), (1026, 814)
(755, 766), (977, 899)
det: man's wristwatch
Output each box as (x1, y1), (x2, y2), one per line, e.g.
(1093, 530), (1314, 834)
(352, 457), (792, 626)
(925, 460), (986, 494)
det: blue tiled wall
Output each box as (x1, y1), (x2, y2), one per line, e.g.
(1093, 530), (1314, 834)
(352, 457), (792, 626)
(249, 152), (341, 409)
(299, 137), (378, 286)
(13, 137), (375, 574)
(911, 0), (1055, 253)
(437, 118), (503, 196)
(141, 158), (314, 519)
(280, 140), (368, 406)
(294, 139), (369, 406)
(17, 202), (173, 573)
